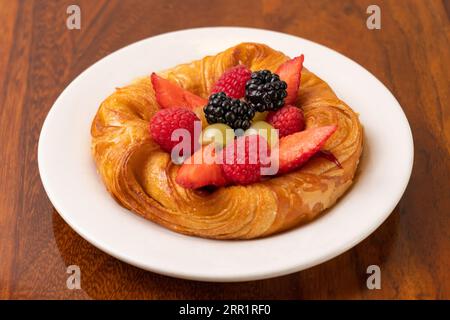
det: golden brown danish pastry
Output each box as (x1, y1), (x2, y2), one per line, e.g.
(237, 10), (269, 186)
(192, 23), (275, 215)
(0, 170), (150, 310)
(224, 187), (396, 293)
(91, 43), (363, 239)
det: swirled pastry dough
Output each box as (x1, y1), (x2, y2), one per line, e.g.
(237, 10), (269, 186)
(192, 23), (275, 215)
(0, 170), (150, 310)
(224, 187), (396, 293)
(91, 43), (363, 239)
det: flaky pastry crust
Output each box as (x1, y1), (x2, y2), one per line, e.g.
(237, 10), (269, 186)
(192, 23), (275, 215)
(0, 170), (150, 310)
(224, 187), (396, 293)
(91, 43), (363, 239)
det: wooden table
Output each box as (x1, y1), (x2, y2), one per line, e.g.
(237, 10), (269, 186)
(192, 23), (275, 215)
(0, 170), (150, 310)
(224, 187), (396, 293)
(0, 0), (449, 299)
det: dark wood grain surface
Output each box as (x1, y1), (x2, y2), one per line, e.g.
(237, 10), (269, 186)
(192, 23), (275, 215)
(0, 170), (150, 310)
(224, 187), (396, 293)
(0, 0), (449, 299)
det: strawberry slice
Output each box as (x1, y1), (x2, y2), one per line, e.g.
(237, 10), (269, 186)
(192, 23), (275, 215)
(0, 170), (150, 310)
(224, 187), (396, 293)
(274, 125), (337, 174)
(151, 73), (207, 110)
(276, 55), (304, 105)
(316, 150), (342, 168)
(176, 144), (227, 189)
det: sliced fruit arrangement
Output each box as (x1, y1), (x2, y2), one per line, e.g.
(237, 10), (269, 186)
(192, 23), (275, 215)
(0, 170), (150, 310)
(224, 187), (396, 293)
(150, 55), (341, 189)
(151, 54), (304, 130)
(276, 54), (304, 105)
(175, 126), (338, 188)
(151, 73), (207, 110)
(275, 125), (337, 174)
(176, 144), (228, 189)
(151, 73), (208, 127)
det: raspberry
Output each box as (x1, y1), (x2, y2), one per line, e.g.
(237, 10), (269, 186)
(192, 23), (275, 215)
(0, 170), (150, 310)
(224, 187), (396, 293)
(211, 65), (251, 99)
(221, 135), (269, 185)
(266, 105), (305, 138)
(150, 108), (200, 154)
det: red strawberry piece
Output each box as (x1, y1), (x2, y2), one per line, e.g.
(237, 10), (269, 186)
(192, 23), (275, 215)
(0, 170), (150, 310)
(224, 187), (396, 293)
(151, 73), (207, 109)
(150, 108), (200, 154)
(275, 125), (337, 174)
(176, 144), (228, 189)
(222, 135), (270, 185)
(316, 150), (342, 168)
(266, 105), (305, 138)
(211, 65), (252, 99)
(276, 55), (304, 105)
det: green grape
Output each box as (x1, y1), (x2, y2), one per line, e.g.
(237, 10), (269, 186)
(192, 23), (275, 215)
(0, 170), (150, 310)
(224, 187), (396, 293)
(252, 111), (268, 122)
(244, 121), (279, 147)
(200, 123), (235, 147)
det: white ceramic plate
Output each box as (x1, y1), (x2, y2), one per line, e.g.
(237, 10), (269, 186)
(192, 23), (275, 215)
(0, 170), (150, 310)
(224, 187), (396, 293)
(38, 27), (413, 282)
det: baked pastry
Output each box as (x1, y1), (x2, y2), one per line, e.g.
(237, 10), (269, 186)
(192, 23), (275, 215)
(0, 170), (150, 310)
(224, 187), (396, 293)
(91, 43), (363, 239)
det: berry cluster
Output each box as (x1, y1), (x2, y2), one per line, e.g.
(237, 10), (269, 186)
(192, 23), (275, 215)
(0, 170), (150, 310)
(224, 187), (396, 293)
(150, 54), (331, 190)
(204, 67), (287, 130)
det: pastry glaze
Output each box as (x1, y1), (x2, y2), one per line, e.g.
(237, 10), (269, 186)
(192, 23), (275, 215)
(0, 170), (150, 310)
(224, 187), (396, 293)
(91, 43), (363, 239)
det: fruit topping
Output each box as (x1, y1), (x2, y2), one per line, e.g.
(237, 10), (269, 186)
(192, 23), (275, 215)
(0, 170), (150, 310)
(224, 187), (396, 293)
(266, 105), (305, 138)
(275, 125), (337, 174)
(151, 54), (340, 186)
(245, 70), (287, 112)
(211, 65), (252, 99)
(316, 150), (343, 168)
(150, 108), (200, 154)
(200, 123), (235, 147)
(275, 55), (304, 105)
(222, 135), (270, 185)
(252, 111), (268, 122)
(244, 121), (279, 148)
(151, 73), (207, 109)
(176, 144), (228, 189)
(203, 92), (255, 130)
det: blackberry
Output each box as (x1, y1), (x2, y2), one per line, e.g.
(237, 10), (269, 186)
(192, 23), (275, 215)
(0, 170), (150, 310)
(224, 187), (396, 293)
(203, 92), (255, 130)
(245, 70), (287, 112)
